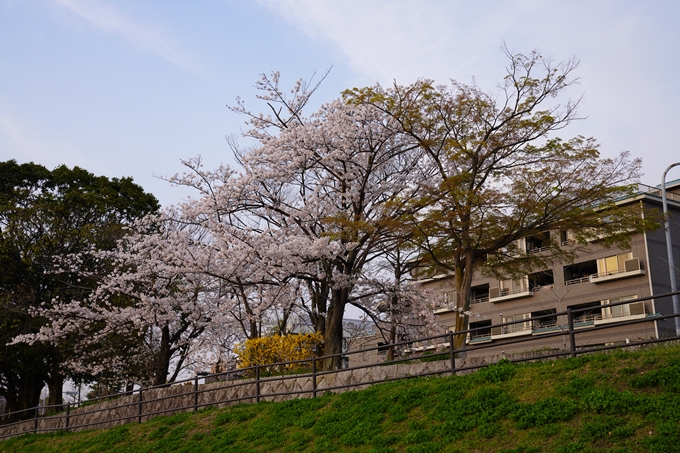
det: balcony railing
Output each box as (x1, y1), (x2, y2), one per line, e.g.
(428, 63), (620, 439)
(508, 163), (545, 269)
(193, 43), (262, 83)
(489, 284), (533, 302)
(499, 287), (529, 297)
(589, 262), (645, 283)
(531, 284), (555, 293)
(468, 331), (492, 343)
(573, 313), (601, 326)
(636, 183), (680, 202)
(433, 295), (489, 311)
(565, 276), (591, 286)
(527, 245), (550, 255)
(531, 319), (562, 334)
(503, 323), (532, 334)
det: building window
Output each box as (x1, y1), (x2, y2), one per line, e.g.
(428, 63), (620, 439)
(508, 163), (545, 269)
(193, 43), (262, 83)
(569, 301), (602, 325)
(526, 231), (551, 254)
(590, 253), (644, 283)
(469, 320), (492, 343)
(560, 230), (576, 246)
(501, 313), (532, 334)
(601, 295), (644, 320)
(564, 260), (597, 285)
(490, 276), (531, 301)
(500, 277), (529, 296)
(529, 270), (554, 292)
(596, 252), (633, 277)
(531, 309), (558, 331)
(470, 284), (489, 304)
(443, 290), (456, 305)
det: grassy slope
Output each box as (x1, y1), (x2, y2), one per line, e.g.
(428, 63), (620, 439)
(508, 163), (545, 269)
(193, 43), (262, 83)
(2, 344), (680, 453)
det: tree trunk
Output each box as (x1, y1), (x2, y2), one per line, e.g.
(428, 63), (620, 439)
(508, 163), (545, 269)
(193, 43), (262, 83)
(452, 253), (475, 351)
(307, 280), (329, 338)
(46, 369), (63, 410)
(3, 373), (43, 421)
(152, 326), (172, 386)
(323, 287), (347, 370)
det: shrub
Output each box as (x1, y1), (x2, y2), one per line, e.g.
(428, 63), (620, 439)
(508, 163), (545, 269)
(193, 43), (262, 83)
(234, 332), (323, 374)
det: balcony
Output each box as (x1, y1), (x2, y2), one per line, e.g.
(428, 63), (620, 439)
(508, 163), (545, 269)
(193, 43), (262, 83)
(470, 295), (489, 305)
(527, 245), (550, 255)
(589, 258), (645, 283)
(565, 276), (591, 286)
(433, 305), (457, 314)
(490, 322), (532, 340)
(469, 332), (492, 344)
(636, 183), (680, 202)
(531, 284), (555, 293)
(531, 319), (563, 335)
(572, 313), (599, 328)
(595, 301), (646, 325)
(489, 286), (532, 303)
(433, 292), (488, 313)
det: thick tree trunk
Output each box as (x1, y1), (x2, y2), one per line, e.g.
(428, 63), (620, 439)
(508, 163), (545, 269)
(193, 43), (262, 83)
(3, 373), (43, 421)
(46, 369), (63, 410)
(152, 326), (172, 386)
(323, 287), (347, 370)
(307, 280), (329, 338)
(452, 253), (475, 351)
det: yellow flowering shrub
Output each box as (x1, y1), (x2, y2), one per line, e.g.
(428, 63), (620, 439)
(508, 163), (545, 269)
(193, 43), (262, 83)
(235, 332), (323, 375)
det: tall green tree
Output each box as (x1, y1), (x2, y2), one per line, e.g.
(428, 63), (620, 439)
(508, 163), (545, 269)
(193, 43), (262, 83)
(345, 49), (657, 348)
(0, 160), (158, 416)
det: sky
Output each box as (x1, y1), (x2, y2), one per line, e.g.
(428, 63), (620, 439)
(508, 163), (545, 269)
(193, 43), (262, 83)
(1, 0), (679, 207)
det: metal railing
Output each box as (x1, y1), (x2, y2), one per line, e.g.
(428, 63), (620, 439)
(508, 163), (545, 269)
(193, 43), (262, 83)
(590, 264), (644, 280)
(495, 286), (531, 298)
(1, 290), (679, 440)
(531, 284), (555, 293)
(636, 183), (680, 202)
(527, 245), (551, 255)
(565, 276), (591, 286)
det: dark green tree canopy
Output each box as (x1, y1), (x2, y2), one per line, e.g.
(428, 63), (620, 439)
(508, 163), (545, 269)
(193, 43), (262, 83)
(0, 160), (158, 416)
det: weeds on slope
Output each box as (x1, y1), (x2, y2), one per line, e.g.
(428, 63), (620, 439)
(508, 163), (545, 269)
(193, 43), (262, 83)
(2, 344), (680, 453)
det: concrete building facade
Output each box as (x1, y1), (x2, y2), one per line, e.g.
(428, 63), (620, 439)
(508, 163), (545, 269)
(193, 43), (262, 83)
(345, 180), (680, 366)
(420, 180), (680, 356)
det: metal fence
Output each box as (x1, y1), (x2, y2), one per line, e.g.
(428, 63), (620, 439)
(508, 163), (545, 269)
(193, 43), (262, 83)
(1, 290), (679, 440)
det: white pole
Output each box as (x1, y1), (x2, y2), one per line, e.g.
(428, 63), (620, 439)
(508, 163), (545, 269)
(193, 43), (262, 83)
(661, 162), (680, 336)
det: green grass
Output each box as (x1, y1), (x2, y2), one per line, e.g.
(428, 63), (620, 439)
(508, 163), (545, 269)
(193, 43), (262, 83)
(2, 344), (680, 452)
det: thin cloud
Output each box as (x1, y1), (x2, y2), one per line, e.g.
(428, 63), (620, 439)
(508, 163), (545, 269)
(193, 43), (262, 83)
(53, 0), (201, 73)
(258, 0), (499, 85)
(259, 0), (680, 185)
(0, 100), (80, 165)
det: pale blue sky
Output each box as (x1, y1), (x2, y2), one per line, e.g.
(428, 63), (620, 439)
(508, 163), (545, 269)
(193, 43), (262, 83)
(2, 0), (679, 206)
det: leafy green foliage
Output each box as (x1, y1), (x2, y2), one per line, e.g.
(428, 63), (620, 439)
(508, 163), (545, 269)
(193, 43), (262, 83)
(3, 344), (680, 452)
(0, 160), (158, 414)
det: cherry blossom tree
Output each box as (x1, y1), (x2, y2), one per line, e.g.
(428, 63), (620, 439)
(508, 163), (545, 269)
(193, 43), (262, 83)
(224, 89), (430, 366)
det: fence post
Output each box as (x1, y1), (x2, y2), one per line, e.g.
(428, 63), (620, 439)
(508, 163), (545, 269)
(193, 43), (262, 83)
(33, 406), (39, 434)
(312, 358), (317, 398)
(449, 330), (456, 376)
(65, 403), (70, 431)
(138, 389), (143, 424)
(194, 377), (199, 412)
(255, 365), (261, 403)
(567, 308), (576, 358)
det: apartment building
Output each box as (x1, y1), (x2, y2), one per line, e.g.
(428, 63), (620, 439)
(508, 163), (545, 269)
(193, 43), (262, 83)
(418, 180), (680, 356)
